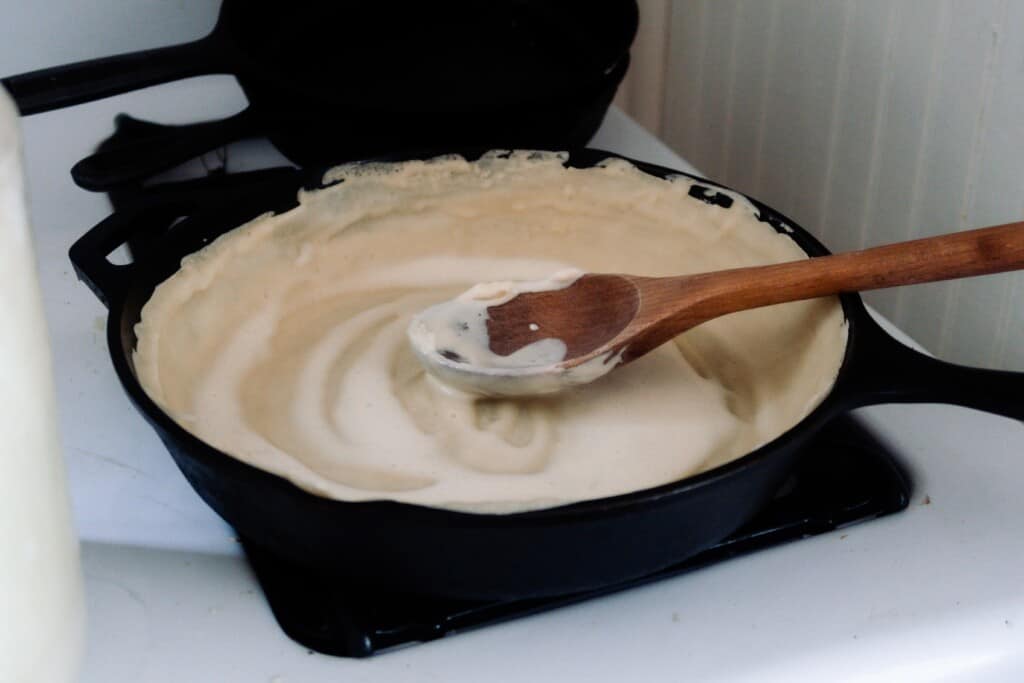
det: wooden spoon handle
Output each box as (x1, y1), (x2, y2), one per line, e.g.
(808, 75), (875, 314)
(666, 220), (1024, 321)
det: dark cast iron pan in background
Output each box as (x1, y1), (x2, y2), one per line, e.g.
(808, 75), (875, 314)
(66, 57), (627, 191)
(68, 150), (1024, 601)
(2, 1), (637, 189)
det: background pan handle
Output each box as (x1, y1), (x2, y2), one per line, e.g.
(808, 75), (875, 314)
(2, 38), (223, 115)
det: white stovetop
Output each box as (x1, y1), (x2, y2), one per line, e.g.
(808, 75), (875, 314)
(20, 76), (1024, 682)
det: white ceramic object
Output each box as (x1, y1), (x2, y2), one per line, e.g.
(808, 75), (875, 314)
(0, 85), (84, 683)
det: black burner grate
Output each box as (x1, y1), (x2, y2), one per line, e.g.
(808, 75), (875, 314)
(241, 414), (911, 658)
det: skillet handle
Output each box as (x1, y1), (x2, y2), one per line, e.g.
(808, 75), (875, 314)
(69, 200), (187, 309)
(839, 310), (1023, 422)
(69, 167), (300, 308)
(2, 37), (223, 115)
(71, 108), (262, 191)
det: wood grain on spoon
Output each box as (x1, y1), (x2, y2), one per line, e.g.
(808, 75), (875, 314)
(486, 221), (1024, 370)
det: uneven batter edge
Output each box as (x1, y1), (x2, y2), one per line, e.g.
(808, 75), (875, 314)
(134, 151), (848, 513)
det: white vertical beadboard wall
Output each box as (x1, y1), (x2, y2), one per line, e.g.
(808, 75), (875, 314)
(643, 0), (1024, 369)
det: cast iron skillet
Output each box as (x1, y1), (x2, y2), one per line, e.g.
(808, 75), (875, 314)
(69, 150), (1024, 601)
(3, 1), (636, 186)
(66, 60), (627, 191)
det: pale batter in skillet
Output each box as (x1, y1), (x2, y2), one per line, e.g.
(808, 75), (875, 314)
(134, 152), (847, 512)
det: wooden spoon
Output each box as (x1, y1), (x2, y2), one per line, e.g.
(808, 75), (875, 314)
(413, 221), (1024, 396)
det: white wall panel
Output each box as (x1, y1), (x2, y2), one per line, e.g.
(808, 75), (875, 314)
(613, 0), (671, 135)
(659, 0), (1024, 368)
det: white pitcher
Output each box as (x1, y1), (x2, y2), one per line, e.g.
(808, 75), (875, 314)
(0, 86), (85, 682)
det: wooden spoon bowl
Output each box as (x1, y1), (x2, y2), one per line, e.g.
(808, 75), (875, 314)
(418, 221), (1024, 396)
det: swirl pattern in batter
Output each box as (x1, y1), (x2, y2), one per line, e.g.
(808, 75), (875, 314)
(134, 152), (847, 512)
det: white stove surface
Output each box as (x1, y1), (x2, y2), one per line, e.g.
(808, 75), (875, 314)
(19, 76), (1024, 682)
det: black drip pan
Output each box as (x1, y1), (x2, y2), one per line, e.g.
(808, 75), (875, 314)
(241, 413), (911, 658)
